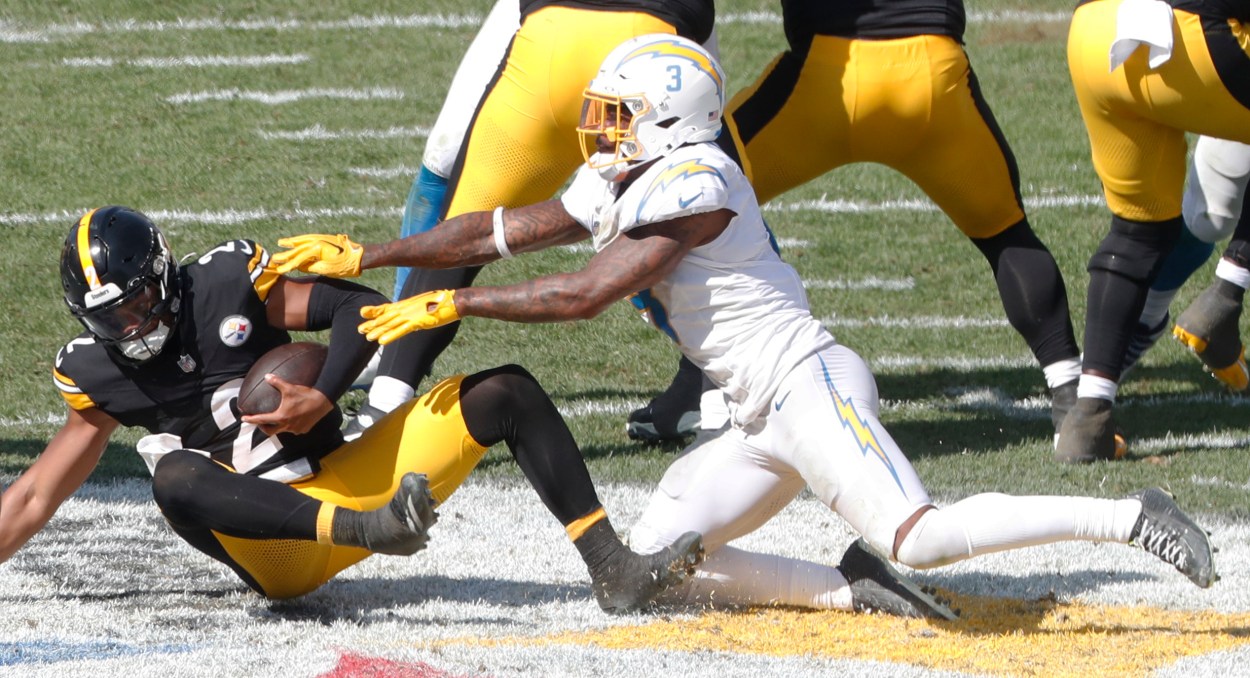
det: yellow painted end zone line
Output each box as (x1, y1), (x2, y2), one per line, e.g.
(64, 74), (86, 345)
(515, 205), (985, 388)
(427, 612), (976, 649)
(452, 593), (1250, 677)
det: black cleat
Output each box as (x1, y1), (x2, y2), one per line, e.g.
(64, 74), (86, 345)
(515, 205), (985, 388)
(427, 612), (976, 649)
(1049, 379), (1078, 443)
(1173, 279), (1249, 391)
(1053, 397), (1127, 463)
(1128, 488), (1216, 588)
(627, 357), (704, 443)
(626, 404), (700, 443)
(592, 532), (704, 614)
(362, 472), (438, 556)
(840, 538), (958, 620)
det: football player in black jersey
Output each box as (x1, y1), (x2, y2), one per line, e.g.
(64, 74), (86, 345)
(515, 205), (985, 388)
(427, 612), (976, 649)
(0, 206), (701, 610)
(1059, 0), (1250, 462)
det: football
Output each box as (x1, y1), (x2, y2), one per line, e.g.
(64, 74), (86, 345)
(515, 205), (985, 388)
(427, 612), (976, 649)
(237, 341), (328, 415)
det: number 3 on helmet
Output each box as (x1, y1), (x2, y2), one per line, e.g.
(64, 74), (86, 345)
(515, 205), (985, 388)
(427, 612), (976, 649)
(60, 206), (180, 363)
(578, 34), (727, 180)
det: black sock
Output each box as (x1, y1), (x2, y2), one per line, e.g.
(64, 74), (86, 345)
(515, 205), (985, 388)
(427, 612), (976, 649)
(572, 516), (627, 572)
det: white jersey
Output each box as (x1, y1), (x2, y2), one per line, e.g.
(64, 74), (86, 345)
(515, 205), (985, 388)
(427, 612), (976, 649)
(561, 143), (836, 425)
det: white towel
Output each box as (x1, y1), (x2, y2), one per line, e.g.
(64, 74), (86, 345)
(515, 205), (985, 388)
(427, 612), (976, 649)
(1108, 0), (1175, 72)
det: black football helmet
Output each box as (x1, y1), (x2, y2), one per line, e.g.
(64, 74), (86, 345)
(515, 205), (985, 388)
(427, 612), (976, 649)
(60, 206), (180, 362)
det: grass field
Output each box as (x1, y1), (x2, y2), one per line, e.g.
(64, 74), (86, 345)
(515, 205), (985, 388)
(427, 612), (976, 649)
(5, 1), (1250, 676)
(2, 0), (1247, 510)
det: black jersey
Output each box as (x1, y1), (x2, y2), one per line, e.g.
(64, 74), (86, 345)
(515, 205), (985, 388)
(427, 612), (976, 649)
(520, 0), (716, 44)
(53, 239), (344, 482)
(781, 0), (966, 51)
(1076, 0), (1250, 21)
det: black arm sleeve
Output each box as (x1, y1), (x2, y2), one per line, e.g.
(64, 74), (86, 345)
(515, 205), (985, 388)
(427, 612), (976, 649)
(304, 277), (387, 401)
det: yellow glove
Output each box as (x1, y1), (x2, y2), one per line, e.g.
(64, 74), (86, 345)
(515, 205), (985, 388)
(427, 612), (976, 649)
(359, 290), (460, 345)
(271, 234), (364, 277)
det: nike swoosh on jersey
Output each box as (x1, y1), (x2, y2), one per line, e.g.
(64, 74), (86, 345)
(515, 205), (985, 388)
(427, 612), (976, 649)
(774, 390), (792, 411)
(677, 192), (704, 209)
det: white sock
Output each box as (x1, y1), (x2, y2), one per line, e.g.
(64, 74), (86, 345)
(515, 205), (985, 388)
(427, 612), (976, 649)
(1076, 374), (1118, 402)
(1042, 358), (1082, 389)
(895, 494), (1142, 569)
(1216, 258), (1250, 290)
(667, 545), (853, 610)
(366, 376), (416, 413)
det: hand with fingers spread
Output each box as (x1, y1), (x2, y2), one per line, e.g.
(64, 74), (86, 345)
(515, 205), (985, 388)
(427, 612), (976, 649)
(271, 234), (364, 277)
(359, 290), (460, 345)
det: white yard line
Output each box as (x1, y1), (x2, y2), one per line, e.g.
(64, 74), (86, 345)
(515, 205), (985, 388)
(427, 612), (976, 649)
(168, 87), (403, 105)
(0, 206), (403, 228)
(349, 165), (421, 179)
(0, 14), (484, 42)
(870, 354), (1037, 371)
(804, 277), (914, 291)
(256, 124), (430, 140)
(823, 315), (1012, 329)
(62, 54), (309, 68)
(765, 193), (1105, 214)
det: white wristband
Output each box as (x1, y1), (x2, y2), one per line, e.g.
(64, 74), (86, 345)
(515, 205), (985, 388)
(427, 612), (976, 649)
(492, 206), (513, 260)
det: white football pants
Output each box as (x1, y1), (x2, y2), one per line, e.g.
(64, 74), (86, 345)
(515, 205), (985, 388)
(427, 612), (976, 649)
(1183, 135), (1250, 244)
(631, 344), (1140, 608)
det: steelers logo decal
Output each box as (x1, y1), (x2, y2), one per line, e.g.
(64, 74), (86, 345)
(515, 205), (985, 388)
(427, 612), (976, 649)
(219, 315), (252, 347)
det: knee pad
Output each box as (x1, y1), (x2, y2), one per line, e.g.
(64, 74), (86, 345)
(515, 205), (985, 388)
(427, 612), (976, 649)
(1088, 215), (1184, 284)
(461, 364), (539, 409)
(151, 450), (210, 522)
(459, 364), (547, 444)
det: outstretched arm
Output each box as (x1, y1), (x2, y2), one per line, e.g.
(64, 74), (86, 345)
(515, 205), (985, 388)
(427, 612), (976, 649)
(0, 407), (118, 562)
(357, 208), (734, 343)
(367, 199), (588, 268)
(271, 200), (587, 276)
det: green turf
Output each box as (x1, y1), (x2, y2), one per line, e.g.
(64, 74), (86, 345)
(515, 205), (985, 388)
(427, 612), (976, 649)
(1, 0), (1245, 518)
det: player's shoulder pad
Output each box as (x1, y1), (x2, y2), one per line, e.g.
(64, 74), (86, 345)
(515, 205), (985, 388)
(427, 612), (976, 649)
(632, 150), (731, 226)
(53, 334), (105, 410)
(191, 239), (280, 301)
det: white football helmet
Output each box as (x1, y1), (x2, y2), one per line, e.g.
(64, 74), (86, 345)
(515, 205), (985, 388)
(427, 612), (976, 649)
(578, 34), (726, 180)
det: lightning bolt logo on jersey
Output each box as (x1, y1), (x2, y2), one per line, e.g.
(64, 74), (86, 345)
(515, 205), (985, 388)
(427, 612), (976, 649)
(52, 240), (344, 482)
(818, 353), (907, 495)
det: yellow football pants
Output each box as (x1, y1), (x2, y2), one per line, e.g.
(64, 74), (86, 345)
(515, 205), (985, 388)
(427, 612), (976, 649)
(1068, 1), (1250, 221)
(213, 375), (489, 599)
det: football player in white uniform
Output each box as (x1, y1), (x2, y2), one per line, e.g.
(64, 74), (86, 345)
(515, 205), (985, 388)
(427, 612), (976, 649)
(274, 35), (1217, 613)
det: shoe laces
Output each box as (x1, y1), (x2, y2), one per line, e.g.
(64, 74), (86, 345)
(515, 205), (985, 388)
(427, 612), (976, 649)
(1135, 517), (1190, 570)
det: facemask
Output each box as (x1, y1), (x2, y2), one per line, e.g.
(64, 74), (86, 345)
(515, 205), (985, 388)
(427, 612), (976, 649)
(116, 320), (172, 362)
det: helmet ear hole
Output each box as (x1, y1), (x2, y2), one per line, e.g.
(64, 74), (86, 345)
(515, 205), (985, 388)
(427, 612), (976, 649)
(655, 117), (679, 129)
